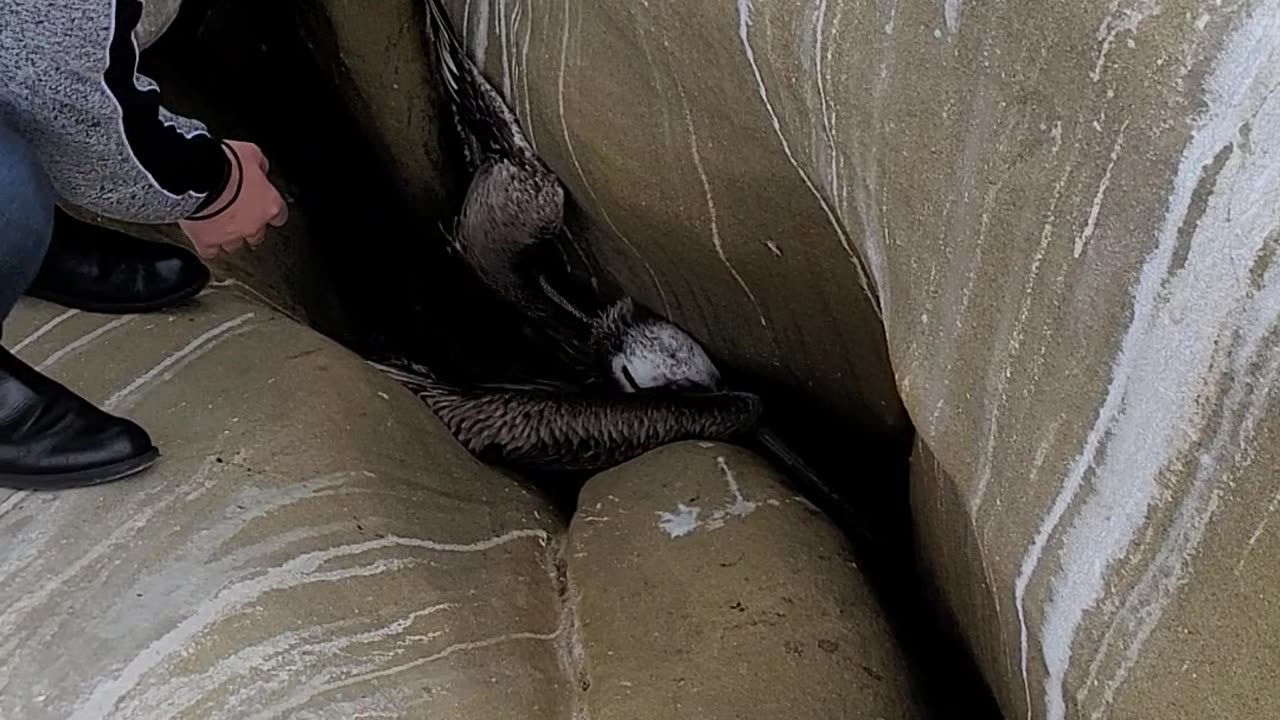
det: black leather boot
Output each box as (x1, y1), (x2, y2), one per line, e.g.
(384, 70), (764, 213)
(25, 209), (210, 314)
(0, 346), (158, 490)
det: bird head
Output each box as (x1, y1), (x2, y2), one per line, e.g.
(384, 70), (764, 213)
(606, 316), (721, 393)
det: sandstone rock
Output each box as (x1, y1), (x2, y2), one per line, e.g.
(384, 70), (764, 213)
(74, 0), (1280, 715)
(22, 3), (933, 717)
(0, 290), (915, 718)
(0, 291), (567, 719)
(447, 0), (1280, 717)
(135, 0), (182, 49)
(296, 0), (454, 228)
(566, 441), (922, 719)
(436, 0), (906, 437)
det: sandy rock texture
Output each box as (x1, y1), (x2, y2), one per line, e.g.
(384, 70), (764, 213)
(567, 442), (921, 719)
(0, 291), (917, 718)
(438, 0), (1280, 717)
(0, 291), (567, 718)
(59, 0), (1280, 717)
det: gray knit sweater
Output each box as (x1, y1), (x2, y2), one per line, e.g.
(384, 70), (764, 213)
(0, 0), (229, 224)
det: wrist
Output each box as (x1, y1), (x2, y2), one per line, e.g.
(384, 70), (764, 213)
(186, 142), (242, 222)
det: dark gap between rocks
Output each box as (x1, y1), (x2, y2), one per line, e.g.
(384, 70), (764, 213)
(144, 0), (572, 385)
(144, 4), (1003, 718)
(720, 369), (1003, 719)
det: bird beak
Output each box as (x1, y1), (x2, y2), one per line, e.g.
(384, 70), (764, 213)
(619, 365), (643, 392)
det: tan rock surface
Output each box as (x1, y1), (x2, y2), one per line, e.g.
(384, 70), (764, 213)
(65, 0), (1280, 716)
(439, 0), (906, 435)
(566, 441), (921, 719)
(444, 0), (1280, 717)
(0, 291), (567, 719)
(135, 0), (182, 49)
(1, 292), (914, 718)
(15, 3), (934, 718)
(303, 0), (453, 230)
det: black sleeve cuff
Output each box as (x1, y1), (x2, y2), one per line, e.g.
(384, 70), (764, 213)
(105, 0), (231, 203)
(189, 144), (234, 215)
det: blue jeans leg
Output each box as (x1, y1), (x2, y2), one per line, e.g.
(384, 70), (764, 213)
(0, 121), (55, 325)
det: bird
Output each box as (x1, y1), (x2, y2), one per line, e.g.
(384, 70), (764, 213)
(409, 0), (832, 485)
(422, 0), (720, 394)
(370, 359), (762, 472)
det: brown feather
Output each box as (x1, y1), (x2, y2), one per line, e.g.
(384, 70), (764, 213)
(417, 380), (762, 471)
(371, 361), (760, 472)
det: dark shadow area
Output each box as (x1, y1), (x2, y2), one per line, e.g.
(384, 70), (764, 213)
(142, 0), (569, 385)
(719, 367), (1003, 720)
(142, 4), (1003, 719)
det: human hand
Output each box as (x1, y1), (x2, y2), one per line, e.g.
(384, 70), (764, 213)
(178, 140), (288, 259)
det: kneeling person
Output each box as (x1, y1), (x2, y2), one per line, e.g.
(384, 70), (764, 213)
(0, 0), (288, 490)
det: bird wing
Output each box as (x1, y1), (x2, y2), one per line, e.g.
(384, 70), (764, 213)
(367, 358), (438, 387)
(452, 156), (565, 300)
(424, 0), (541, 171)
(372, 357), (591, 396)
(425, 0), (633, 380)
(412, 380), (763, 472)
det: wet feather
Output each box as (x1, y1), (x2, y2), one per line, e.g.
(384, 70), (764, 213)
(371, 361), (761, 472)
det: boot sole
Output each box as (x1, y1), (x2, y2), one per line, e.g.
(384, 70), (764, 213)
(26, 281), (206, 315)
(0, 447), (160, 491)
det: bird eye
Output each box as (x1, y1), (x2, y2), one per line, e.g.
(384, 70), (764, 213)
(620, 365), (643, 392)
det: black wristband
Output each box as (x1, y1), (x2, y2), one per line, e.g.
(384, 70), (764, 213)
(186, 141), (244, 222)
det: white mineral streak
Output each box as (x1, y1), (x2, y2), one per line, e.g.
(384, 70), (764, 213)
(736, 0), (883, 317)
(1013, 5), (1280, 718)
(555, 0), (671, 315)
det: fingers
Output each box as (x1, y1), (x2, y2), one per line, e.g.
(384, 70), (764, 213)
(247, 143), (269, 174)
(228, 139), (269, 174)
(240, 146), (286, 227)
(192, 236), (254, 260)
(186, 139), (288, 250)
(268, 191), (288, 227)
